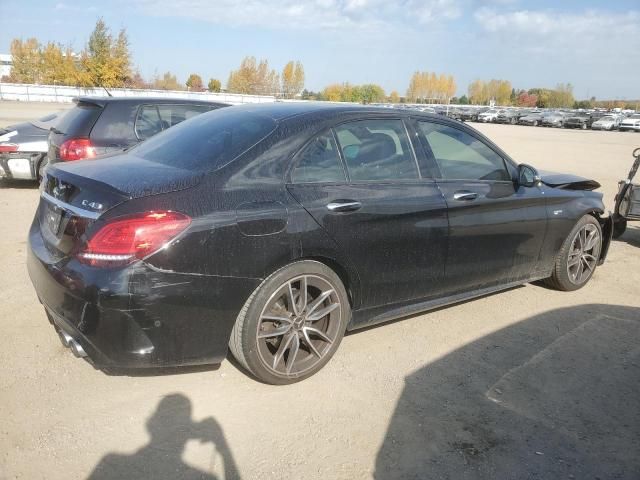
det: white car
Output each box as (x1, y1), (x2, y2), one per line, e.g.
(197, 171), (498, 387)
(0, 112), (62, 181)
(619, 114), (640, 132)
(477, 109), (502, 123)
(591, 115), (620, 131)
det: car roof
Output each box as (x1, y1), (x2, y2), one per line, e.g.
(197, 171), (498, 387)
(223, 101), (459, 124)
(74, 96), (228, 107)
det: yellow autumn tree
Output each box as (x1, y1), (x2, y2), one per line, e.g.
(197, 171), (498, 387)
(9, 38), (42, 83)
(281, 61), (305, 98)
(227, 56), (280, 95)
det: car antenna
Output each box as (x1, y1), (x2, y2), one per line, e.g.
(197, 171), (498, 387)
(102, 86), (113, 97)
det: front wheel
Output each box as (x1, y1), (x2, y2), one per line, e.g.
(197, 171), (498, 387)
(229, 260), (349, 384)
(544, 215), (602, 291)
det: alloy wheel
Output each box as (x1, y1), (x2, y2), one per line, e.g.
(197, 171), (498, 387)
(256, 275), (342, 376)
(566, 223), (601, 285)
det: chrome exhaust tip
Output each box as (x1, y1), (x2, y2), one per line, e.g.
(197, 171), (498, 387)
(69, 339), (87, 358)
(57, 327), (87, 357)
(57, 328), (73, 348)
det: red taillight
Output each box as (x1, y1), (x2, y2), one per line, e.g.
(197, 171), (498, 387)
(59, 138), (96, 161)
(78, 211), (191, 266)
(0, 143), (19, 153)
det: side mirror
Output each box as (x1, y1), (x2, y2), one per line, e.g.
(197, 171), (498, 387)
(518, 164), (542, 187)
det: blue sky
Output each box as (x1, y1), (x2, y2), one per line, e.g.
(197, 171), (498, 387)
(1, 0), (639, 99)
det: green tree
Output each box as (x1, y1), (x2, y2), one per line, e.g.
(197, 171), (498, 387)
(207, 78), (221, 92)
(458, 95), (469, 105)
(186, 73), (204, 91)
(83, 18), (131, 87)
(359, 84), (386, 103)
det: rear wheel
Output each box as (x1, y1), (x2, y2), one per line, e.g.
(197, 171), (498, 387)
(229, 260), (349, 384)
(545, 215), (602, 291)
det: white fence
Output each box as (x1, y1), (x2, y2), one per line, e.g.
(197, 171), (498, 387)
(0, 82), (276, 105)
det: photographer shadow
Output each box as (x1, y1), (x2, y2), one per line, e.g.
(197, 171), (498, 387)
(88, 394), (240, 480)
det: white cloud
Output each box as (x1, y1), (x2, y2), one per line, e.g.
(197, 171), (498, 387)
(133, 0), (463, 30)
(474, 7), (640, 37)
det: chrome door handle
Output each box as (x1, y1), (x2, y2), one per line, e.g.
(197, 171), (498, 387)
(453, 191), (479, 201)
(326, 201), (362, 212)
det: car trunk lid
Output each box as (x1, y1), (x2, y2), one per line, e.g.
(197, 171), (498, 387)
(38, 153), (202, 257)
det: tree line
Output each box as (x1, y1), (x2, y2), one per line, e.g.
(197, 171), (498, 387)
(5, 19), (307, 98)
(4, 18), (635, 109)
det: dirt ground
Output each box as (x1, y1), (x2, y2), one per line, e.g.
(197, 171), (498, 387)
(1, 102), (639, 479)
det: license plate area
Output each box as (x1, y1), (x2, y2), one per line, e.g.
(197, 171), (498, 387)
(45, 203), (63, 236)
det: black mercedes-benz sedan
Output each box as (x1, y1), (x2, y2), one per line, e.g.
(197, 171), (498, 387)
(28, 103), (613, 384)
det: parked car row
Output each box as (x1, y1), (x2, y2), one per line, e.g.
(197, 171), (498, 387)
(17, 96), (613, 384)
(375, 103), (640, 132)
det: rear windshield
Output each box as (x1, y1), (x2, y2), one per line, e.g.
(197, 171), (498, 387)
(55, 102), (102, 136)
(132, 108), (277, 172)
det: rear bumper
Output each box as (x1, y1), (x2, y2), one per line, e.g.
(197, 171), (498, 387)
(27, 221), (261, 369)
(0, 152), (43, 180)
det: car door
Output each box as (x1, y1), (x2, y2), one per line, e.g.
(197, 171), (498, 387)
(413, 119), (548, 294)
(286, 118), (449, 310)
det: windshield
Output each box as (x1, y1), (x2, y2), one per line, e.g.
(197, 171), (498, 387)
(629, 114), (640, 119)
(132, 108), (277, 172)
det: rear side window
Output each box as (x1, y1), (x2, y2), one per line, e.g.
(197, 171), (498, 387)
(417, 122), (510, 181)
(135, 105), (162, 140)
(334, 119), (418, 181)
(132, 108), (277, 172)
(157, 104), (212, 129)
(291, 132), (346, 183)
(90, 103), (138, 143)
(55, 103), (102, 136)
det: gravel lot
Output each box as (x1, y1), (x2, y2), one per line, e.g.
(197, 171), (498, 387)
(1, 103), (639, 479)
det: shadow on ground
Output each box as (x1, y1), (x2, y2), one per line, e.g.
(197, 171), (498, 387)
(87, 394), (240, 479)
(0, 178), (39, 189)
(375, 304), (640, 480)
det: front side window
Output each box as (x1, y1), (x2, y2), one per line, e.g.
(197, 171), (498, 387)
(417, 122), (510, 181)
(291, 132), (346, 183)
(333, 119), (418, 181)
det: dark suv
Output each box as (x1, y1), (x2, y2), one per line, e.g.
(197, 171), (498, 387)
(48, 97), (228, 163)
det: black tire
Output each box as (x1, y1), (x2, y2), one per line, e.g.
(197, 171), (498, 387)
(229, 260), (350, 385)
(544, 215), (602, 291)
(612, 218), (627, 239)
